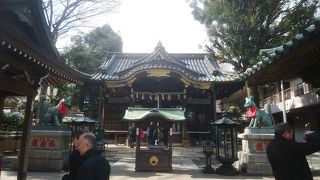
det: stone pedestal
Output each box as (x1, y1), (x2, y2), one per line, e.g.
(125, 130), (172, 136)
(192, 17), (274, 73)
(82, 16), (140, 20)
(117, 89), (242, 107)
(236, 128), (274, 175)
(26, 130), (71, 171)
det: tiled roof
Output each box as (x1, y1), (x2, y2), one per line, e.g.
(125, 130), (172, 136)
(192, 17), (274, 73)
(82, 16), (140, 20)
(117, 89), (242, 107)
(0, 0), (90, 84)
(92, 42), (239, 82)
(239, 18), (320, 80)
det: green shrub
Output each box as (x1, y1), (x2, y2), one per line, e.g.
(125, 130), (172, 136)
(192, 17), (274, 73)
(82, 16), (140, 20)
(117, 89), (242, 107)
(2, 112), (24, 131)
(228, 106), (245, 119)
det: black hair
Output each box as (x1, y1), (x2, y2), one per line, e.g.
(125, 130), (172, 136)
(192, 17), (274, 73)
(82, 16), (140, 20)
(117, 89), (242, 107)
(275, 123), (293, 136)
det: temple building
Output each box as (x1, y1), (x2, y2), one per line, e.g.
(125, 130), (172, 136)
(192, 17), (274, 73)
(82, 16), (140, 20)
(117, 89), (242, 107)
(240, 19), (320, 141)
(85, 42), (243, 145)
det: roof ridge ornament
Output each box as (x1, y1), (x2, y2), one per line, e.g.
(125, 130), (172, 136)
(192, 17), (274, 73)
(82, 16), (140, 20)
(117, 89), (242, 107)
(155, 41), (165, 52)
(151, 41), (167, 60)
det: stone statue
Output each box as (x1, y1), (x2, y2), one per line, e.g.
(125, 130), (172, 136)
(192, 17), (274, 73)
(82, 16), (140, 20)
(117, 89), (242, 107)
(39, 96), (71, 126)
(244, 96), (275, 128)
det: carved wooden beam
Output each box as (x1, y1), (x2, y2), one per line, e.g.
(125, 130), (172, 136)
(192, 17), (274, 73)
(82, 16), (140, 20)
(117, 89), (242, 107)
(0, 74), (38, 96)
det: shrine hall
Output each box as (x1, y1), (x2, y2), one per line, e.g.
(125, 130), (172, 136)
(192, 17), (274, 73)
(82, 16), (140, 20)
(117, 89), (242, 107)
(82, 42), (243, 145)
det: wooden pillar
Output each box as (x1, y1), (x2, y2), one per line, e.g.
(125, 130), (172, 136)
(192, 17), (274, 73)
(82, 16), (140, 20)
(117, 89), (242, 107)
(181, 121), (189, 146)
(181, 86), (190, 146)
(104, 94), (110, 129)
(246, 81), (252, 97)
(211, 86), (216, 121)
(0, 96), (6, 120)
(210, 86), (217, 143)
(257, 85), (264, 108)
(101, 86), (107, 145)
(275, 82), (280, 103)
(101, 89), (106, 127)
(246, 81), (259, 104)
(98, 85), (103, 123)
(17, 95), (34, 180)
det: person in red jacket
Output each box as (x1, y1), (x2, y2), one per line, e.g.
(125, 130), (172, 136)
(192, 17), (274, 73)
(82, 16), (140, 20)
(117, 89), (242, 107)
(266, 122), (320, 180)
(139, 128), (145, 140)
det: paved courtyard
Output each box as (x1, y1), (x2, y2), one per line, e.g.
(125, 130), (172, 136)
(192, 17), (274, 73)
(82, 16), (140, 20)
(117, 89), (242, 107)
(2, 145), (320, 179)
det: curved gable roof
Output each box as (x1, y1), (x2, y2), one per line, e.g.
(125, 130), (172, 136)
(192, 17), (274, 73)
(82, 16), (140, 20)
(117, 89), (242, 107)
(92, 43), (238, 83)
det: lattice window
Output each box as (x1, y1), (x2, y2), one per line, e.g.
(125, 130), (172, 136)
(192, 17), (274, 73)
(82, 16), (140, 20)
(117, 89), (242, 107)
(294, 83), (304, 96)
(303, 83), (313, 94)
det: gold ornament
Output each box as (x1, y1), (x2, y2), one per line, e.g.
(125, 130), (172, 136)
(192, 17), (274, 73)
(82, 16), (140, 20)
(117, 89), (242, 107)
(149, 155), (159, 166)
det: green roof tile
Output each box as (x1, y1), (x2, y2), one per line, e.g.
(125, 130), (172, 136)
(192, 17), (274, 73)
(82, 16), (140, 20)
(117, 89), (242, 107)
(244, 18), (320, 79)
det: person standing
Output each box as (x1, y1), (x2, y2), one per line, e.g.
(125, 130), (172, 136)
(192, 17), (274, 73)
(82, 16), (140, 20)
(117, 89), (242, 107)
(62, 128), (88, 180)
(147, 121), (154, 145)
(162, 127), (169, 146)
(153, 122), (161, 145)
(76, 132), (110, 180)
(128, 123), (136, 148)
(266, 122), (320, 180)
(139, 127), (145, 141)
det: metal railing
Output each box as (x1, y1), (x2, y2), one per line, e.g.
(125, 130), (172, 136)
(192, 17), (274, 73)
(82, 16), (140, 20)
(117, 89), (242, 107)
(262, 87), (319, 112)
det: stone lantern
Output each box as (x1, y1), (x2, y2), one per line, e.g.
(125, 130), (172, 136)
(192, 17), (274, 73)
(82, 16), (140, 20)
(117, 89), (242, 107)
(212, 117), (239, 175)
(202, 140), (214, 173)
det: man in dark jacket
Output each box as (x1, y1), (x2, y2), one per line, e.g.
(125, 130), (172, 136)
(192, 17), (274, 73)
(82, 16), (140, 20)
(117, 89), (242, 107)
(128, 123), (136, 148)
(76, 132), (110, 180)
(62, 128), (88, 180)
(68, 129), (88, 180)
(147, 121), (154, 145)
(266, 122), (320, 180)
(162, 127), (169, 146)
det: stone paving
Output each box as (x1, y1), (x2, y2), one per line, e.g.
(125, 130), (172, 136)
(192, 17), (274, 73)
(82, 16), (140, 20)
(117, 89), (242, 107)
(2, 145), (320, 180)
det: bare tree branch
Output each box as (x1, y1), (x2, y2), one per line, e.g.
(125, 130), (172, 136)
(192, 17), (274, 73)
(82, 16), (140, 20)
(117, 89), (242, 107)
(42, 0), (121, 44)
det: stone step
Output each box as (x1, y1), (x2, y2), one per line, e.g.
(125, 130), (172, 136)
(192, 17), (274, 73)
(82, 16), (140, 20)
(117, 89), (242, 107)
(105, 145), (205, 158)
